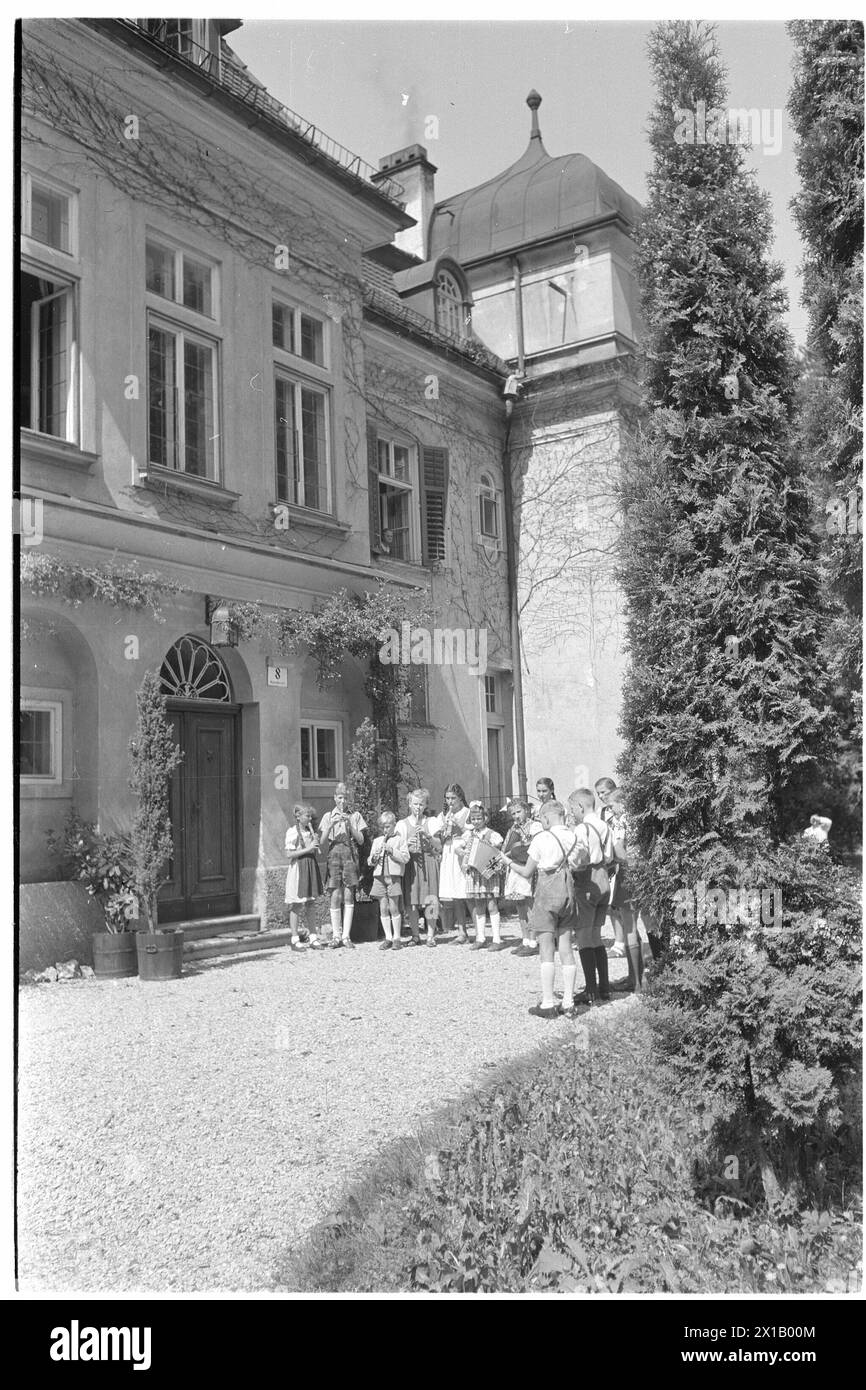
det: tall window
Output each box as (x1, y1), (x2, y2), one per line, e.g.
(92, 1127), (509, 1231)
(141, 19), (217, 70)
(479, 472), (501, 543)
(435, 269), (467, 338)
(146, 238), (219, 479)
(273, 300), (331, 512)
(376, 436), (416, 561)
(20, 701), (62, 782)
(21, 270), (78, 441)
(398, 666), (429, 726)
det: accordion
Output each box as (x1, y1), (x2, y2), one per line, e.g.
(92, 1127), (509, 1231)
(467, 837), (500, 879)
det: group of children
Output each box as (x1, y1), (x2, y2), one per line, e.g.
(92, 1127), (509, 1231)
(284, 774), (661, 1018)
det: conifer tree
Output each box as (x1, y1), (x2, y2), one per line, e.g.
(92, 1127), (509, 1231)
(618, 23), (859, 1202)
(619, 20), (833, 917)
(788, 20), (863, 838)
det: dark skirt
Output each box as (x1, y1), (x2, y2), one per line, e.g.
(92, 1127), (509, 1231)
(297, 854), (323, 899)
(403, 852), (440, 906)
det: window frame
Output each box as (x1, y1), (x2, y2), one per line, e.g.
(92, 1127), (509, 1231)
(299, 719), (344, 787)
(21, 259), (80, 444)
(478, 471), (501, 543)
(273, 368), (333, 514)
(435, 268), (469, 339)
(146, 236), (218, 321)
(22, 171), (78, 258)
(375, 431), (420, 563)
(146, 310), (221, 480)
(20, 699), (63, 784)
(272, 296), (329, 371)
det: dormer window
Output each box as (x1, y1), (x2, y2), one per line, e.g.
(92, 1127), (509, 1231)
(435, 269), (468, 338)
(140, 20), (219, 72)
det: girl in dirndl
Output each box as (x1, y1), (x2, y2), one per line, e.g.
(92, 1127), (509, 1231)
(501, 798), (538, 957)
(456, 801), (505, 950)
(429, 783), (471, 943)
(284, 803), (324, 948)
(396, 787), (441, 947)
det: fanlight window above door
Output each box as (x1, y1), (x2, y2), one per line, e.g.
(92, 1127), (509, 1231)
(160, 635), (232, 702)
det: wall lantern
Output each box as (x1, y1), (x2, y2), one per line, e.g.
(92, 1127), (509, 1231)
(207, 598), (238, 648)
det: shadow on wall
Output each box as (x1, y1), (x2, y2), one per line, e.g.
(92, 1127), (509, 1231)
(18, 881), (107, 974)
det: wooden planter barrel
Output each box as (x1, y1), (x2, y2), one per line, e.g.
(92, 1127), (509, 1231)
(136, 930), (184, 981)
(92, 931), (138, 979)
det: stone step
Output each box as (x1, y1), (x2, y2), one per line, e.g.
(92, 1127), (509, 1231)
(183, 926), (294, 963)
(173, 914), (260, 942)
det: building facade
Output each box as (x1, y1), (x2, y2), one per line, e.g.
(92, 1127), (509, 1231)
(19, 18), (515, 936)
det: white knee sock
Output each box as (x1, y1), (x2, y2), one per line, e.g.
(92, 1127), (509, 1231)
(342, 903), (354, 940)
(490, 908), (501, 944)
(540, 961), (556, 1009)
(329, 907), (341, 939)
(562, 963), (577, 1008)
(474, 910), (486, 943)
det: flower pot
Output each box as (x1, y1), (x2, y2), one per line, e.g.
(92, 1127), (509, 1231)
(136, 930), (184, 981)
(350, 900), (382, 943)
(92, 931), (138, 979)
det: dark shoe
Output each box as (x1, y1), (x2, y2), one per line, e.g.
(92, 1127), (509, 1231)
(528, 1004), (560, 1020)
(342, 938), (356, 950)
(409, 937), (422, 947)
(452, 935), (469, 945)
(572, 990), (596, 1007)
(379, 940), (393, 951)
(558, 1003), (579, 1019)
(309, 940), (327, 951)
(329, 938), (343, 949)
(512, 944), (537, 958)
(470, 940), (487, 951)
(610, 978), (634, 992)
(426, 939), (437, 948)
(391, 940), (403, 951)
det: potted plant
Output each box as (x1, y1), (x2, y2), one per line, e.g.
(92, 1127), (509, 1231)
(128, 669), (185, 980)
(46, 813), (139, 978)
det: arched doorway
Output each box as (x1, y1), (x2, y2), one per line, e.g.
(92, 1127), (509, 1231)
(158, 635), (240, 923)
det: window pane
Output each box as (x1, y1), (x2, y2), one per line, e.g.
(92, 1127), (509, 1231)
(20, 709), (53, 776)
(377, 439), (390, 474)
(522, 274), (579, 355)
(272, 303), (294, 352)
(146, 242), (175, 300)
(299, 314), (324, 365)
(315, 728), (337, 781)
(148, 325), (177, 468)
(183, 256), (212, 316)
(274, 376), (297, 503)
(382, 486), (410, 560)
(30, 184), (70, 252)
(300, 727), (312, 780)
(393, 445), (410, 482)
(300, 387), (327, 511)
(487, 727), (504, 804)
(485, 676), (496, 713)
(472, 287), (517, 360)
(36, 289), (70, 438)
(481, 494), (498, 538)
(183, 339), (215, 477)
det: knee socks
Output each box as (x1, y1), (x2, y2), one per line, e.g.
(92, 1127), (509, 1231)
(489, 908), (502, 945)
(594, 946), (610, 1000)
(540, 961), (556, 1009)
(341, 903), (354, 941)
(562, 962), (577, 1009)
(329, 906), (342, 941)
(579, 947), (598, 1000)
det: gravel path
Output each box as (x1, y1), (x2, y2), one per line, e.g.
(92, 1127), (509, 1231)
(17, 932), (633, 1292)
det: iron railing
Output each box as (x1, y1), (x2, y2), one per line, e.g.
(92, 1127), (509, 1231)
(119, 20), (405, 206)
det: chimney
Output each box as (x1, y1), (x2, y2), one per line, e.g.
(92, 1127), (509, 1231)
(372, 144), (437, 261)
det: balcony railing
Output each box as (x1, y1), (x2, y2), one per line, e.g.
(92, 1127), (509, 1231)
(119, 20), (405, 206)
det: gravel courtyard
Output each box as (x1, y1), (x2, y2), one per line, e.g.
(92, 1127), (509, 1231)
(17, 934), (632, 1292)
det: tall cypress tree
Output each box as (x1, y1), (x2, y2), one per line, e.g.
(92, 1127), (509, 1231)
(619, 20), (833, 916)
(788, 20), (863, 843)
(619, 22), (860, 1204)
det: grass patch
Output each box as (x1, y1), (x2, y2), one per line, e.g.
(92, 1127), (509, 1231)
(274, 1007), (861, 1294)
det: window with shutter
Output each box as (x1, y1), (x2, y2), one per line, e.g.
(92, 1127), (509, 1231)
(421, 446), (449, 565)
(367, 421), (382, 552)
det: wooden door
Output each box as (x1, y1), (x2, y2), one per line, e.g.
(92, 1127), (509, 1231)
(159, 704), (239, 923)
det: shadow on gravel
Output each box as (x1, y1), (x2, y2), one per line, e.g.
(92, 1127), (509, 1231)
(184, 951), (285, 975)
